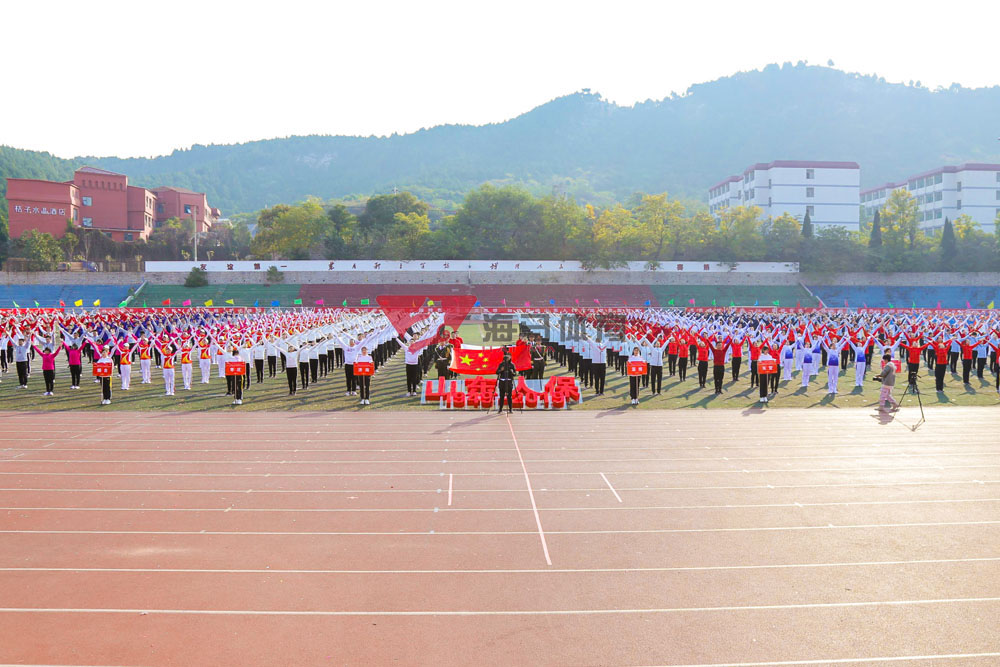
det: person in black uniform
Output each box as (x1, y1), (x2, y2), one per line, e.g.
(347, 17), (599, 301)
(433, 341), (451, 378)
(530, 337), (546, 380)
(495, 350), (516, 414)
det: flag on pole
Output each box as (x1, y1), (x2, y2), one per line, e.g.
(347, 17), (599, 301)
(34, 300), (40, 308)
(937, 301), (942, 309)
(253, 300), (259, 307)
(711, 299), (716, 306)
(225, 299), (235, 305)
(74, 299), (83, 307)
(182, 299), (191, 306)
(93, 299), (101, 307)
(341, 299), (347, 306)
(988, 301), (995, 309)
(142, 301), (147, 308)
(271, 300), (280, 307)
(427, 300), (434, 306)
(501, 298), (506, 306)
(644, 300), (651, 306)
(753, 300), (759, 306)
(688, 298), (695, 305)
(525, 301), (531, 307)
(162, 299), (171, 306)
(593, 298), (600, 305)
(667, 298), (675, 306)
(315, 299), (324, 306)
(118, 301), (127, 308)
(359, 298), (368, 306)
(548, 299), (555, 305)
(294, 298), (303, 305)
(12, 301), (18, 308)
(204, 299), (213, 307)
(966, 301), (972, 309)
(474, 300), (481, 307)
(730, 301), (736, 307)
(844, 299), (848, 308)
(911, 300), (915, 309)
(574, 298), (580, 305)
(771, 300), (780, 306)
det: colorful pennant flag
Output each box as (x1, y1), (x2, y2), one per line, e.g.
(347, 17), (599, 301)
(359, 298), (369, 306)
(182, 299), (191, 306)
(574, 299), (580, 305)
(593, 298), (600, 305)
(427, 300), (434, 306)
(771, 300), (780, 306)
(34, 300), (40, 308)
(667, 298), (675, 306)
(142, 301), (147, 308)
(93, 299), (101, 307)
(730, 301), (736, 307)
(988, 301), (995, 310)
(525, 301), (531, 307)
(341, 299), (347, 306)
(711, 299), (716, 306)
(688, 298), (695, 305)
(644, 300), (651, 306)
(225, 298), (235, 305)
(162, 299), (171, 306)
(271, 300), (280, 307)
(966, 301), (972, 309)
(118, 301), (127, 308)
(315, 299), (324, 306)
(74, 299), (83, 307)
(474, 300), (481, 307)
(549, 299), (556, 306)
(753, 299), (759, 306)
(12, 301), (19, 308)
(253, 300), (259, 307)
(204, 299), (214, 307)
(293, 298), (303, 305)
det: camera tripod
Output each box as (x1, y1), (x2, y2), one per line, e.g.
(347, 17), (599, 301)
(899, 371), (925, 428)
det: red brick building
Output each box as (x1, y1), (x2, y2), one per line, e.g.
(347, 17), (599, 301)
(6, 167), (220, 242)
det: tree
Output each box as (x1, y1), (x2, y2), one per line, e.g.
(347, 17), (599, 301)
(13, 229), (62, 270)
(184, 267), (208, 287)
(869, 209), (882, 247)
(801, 210), (814, 239)
(952, 213), (980, 240)
(763, 213), (802, 260)
(265, 265), (284, 283)
(939, 217), (956, 268)
(880, 189), (920, 249)
(250, 199), (329, 259)
(60, 221), (79, 261)
(356, 192), (428, 255)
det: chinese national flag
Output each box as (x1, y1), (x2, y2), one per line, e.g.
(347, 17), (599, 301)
(450, 342), (532, 375)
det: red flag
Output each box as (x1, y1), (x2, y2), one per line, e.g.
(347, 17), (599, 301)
(450, 342), (531, 375)
(315, 299), (324, 306)
(59, 300), (65, 308)
(937, 301), (941, 309)
(688, 298), (696, 305)
(162, 299), (171, 306)
(574, 298), (580, 305)
(966, 301), (971, 309)
(593, 298), (600, 305)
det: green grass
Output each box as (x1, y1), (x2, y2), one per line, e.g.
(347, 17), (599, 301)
(2, 327), (997, 412)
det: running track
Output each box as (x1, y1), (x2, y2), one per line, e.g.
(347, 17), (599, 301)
(1, 407), (999, 666)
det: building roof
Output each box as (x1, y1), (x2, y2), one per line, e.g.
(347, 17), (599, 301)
(709, 175), (742, 191)
(743, 160), (860, 175)
(860, 181), (907, 197)
(861, 163), (1000, 196)
(76, 166), (126, 177)
(151, 186), (202, 195)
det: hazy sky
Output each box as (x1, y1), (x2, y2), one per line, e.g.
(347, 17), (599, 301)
(4, 0), (999, 159)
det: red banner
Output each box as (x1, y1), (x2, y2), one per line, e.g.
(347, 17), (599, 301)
(225, 361), (246, 376)
(92, 362), (113, 377)
(353, 362), (375, 376)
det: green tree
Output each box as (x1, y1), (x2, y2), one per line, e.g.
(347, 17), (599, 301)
(880, 189), (919, 249)
(952, 213), (979, 240)
(250, 199), (329, 259)
(801, 210), (813, 239)
(265, 265), (284, 283)
(356, 192), (429, 255)
(763, 212), (802, 260)
(939, 217), (956, 268)
(184, 267), (208, 287)
(13, 229), (63, 270)
(869, 209), (882, 248)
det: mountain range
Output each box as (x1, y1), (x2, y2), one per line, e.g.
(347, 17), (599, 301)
(3, 62), (999, 220)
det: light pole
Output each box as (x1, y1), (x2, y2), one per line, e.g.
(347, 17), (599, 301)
(192, 206), (198, 263)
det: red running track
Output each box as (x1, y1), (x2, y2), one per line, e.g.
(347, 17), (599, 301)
(1, 408), (999, 666)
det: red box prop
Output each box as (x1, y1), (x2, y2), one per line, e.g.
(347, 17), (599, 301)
(225, 361), (246, 376)
(627, 361), (648, 376)
(92, 362), (113, 377)
(353, 362), (375, 376)
(757, 359), (778, 375)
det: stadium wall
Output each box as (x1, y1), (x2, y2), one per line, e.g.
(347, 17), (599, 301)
(4, 270), (1000, 288)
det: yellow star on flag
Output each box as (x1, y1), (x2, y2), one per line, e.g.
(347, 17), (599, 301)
(460, 354), (473, 365)
(477, 352), (484, 357)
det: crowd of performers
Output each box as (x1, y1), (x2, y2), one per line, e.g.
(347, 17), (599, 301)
(524, 308), (1000, 409)
(0, 308), (418, 406)
(1, 307), (999, 410)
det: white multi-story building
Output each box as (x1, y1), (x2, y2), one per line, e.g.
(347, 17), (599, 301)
(861, 163), (1000, 232)
(708, 160), (860, 229)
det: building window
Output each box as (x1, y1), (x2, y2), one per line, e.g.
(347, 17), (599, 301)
(995, 190), (1000, 200)
(936, 174), (943, 184)
(82, 217), (93, 227)
(957, 200), (962, 210)
(805, 169), (815, 180)
(806, 205), (815, 217)
(957, 181), (962, 192)
(806, 187), (815, 198)
(124, 233), (134, 242)
(82, 196), (92, 206)
(936, 209), (942, 219)
(184, 204), (193, 214)
(935, 191), (943, 202)
(156, 203), (164, 213)
(996, 172), (1000, 182)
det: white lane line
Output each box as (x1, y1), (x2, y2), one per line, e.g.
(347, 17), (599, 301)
(448, 473), (453, 506)
(7, 450), (1000, 464)
(2, 480), (999, 494)
(4, 557), (999, 575)
(3, 519), (1000, 536)
(599, 473), (622, 503)
(5, 463), (1000, 478)
(2, 596), (1000, 616)
(505, 415), (551, 566)
(5, 497), (1000, 512)
(632, 652), (1000, 666)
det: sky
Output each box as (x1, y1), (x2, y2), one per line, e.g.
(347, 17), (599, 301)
(3, 0), (999, 159)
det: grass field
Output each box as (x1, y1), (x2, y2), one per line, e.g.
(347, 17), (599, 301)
(1, 323), (997, 411)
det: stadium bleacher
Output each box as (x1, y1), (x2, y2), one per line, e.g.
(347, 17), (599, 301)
(807, 285), (1000, 309)
(649, 284), (819, 308)
(0, 284), (135, 308)
(137, 284), (302, 307)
